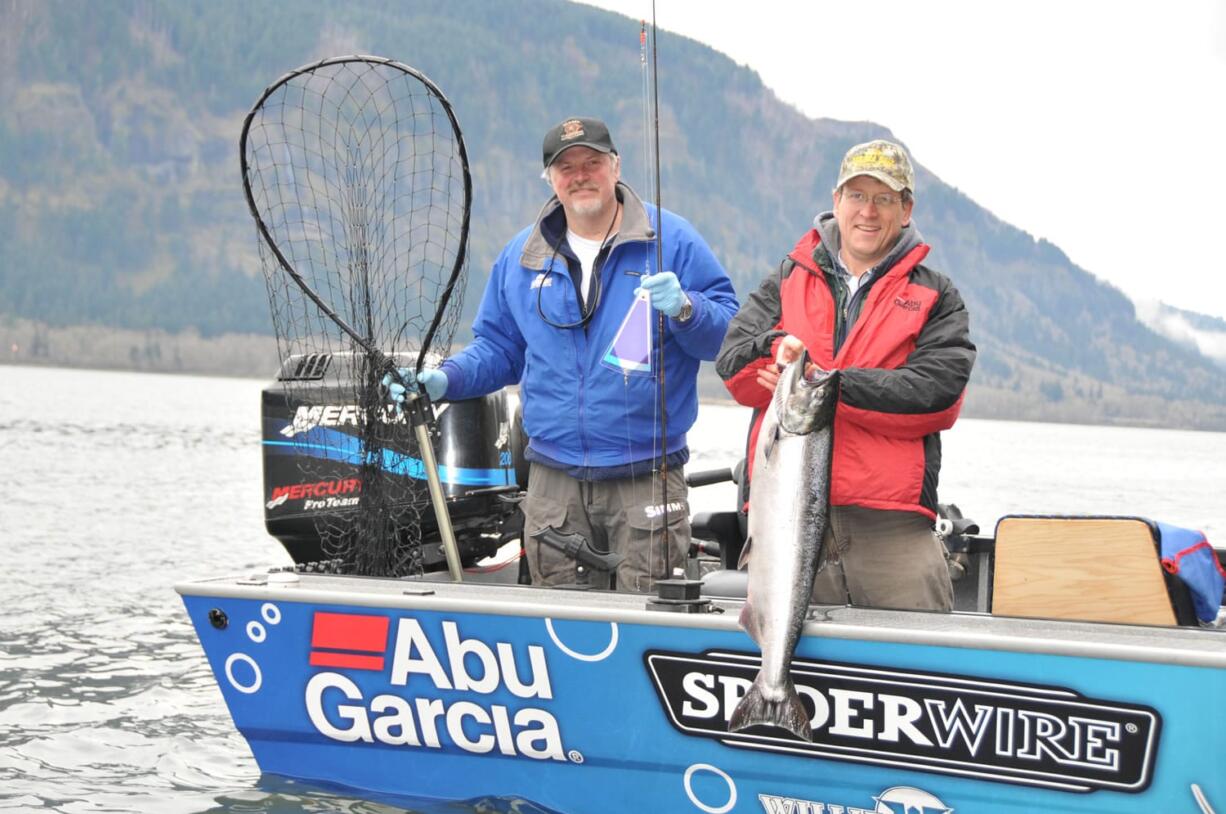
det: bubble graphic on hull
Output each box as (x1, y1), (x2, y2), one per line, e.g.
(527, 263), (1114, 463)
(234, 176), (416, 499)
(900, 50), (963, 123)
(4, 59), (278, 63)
(684, 763), (736, 814)
(544, 618), (619, 661)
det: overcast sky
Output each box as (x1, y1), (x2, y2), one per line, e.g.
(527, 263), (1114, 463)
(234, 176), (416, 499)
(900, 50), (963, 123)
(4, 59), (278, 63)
(578, 0), (1226, 320)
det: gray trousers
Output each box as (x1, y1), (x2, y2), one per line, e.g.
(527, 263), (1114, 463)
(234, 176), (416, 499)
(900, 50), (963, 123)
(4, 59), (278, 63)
(522, 462), (691, 593)
(807, 505), (954, 611)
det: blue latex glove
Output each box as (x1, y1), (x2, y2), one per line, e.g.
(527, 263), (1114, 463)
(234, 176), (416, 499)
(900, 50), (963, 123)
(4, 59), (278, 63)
(381, 367), (449, 405)
(636, 271), (688, 318)
(417, 368), (448, 401)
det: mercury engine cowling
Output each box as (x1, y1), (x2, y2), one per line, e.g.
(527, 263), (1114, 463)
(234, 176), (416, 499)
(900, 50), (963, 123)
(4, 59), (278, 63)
(261, 352), (527, 572)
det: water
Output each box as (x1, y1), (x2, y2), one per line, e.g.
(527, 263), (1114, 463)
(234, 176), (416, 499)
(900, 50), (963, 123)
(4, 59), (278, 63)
(2, 364), (1224, 812)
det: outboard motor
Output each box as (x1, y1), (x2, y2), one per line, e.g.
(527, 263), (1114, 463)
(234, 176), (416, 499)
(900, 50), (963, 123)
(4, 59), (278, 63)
(261, 351), (528, 572)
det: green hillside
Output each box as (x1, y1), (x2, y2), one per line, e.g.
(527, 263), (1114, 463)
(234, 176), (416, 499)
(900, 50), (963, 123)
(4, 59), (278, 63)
(2, 0), (1224, 428)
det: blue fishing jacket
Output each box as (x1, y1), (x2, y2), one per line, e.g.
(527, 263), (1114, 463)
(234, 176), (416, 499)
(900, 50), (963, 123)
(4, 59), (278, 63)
(440, 183), (738, 475)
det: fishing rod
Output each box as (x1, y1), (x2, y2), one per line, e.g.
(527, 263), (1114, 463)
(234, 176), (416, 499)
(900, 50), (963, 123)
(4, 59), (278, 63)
(649, 2), (672, 554)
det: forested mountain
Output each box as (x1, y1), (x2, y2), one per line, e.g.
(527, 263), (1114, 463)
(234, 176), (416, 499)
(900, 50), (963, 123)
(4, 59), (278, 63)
(2, 0), (1224, 428)
(1138, 302), (1226, 369)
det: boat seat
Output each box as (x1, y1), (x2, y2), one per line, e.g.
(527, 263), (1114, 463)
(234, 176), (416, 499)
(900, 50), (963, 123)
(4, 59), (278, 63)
(991, 515), (1194, 626)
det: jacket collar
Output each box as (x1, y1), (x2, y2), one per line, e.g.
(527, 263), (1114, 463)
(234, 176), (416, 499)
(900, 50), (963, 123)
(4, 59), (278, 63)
(792, 210), (926, 279)
(520, 182), (655, 271)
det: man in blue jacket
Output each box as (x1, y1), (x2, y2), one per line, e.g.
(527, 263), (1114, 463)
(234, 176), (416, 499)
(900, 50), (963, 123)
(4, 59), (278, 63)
(402, 116), (737, 592)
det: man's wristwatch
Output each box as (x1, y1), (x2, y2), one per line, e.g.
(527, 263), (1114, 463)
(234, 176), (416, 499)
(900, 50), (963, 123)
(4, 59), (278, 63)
(675, 295), (693, 323)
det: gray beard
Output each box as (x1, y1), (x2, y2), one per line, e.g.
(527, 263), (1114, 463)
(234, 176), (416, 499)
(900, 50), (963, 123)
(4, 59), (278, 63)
(569, 198), (607, 218)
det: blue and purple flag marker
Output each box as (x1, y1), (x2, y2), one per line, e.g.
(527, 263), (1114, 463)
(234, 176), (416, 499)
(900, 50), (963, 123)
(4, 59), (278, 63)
(602, 290), (654, 376)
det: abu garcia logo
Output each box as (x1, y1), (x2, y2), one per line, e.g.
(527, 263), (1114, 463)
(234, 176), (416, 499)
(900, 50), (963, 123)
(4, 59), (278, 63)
(304, 612), (573, 762)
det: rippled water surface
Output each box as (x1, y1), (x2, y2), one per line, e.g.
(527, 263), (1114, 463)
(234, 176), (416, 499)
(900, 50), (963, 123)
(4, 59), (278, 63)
(3, 364), (1225, 812)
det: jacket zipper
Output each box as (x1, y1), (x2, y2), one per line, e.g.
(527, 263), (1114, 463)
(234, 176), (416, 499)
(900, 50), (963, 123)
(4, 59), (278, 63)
(576, 241), (618, 468)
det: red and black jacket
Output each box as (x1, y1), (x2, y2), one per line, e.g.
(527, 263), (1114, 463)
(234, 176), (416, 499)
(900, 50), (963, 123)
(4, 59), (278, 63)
(715, 220), (976, 519)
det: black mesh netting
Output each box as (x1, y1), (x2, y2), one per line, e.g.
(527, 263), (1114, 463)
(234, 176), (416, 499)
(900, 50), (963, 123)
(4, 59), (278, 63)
(242, 56), (470, 576)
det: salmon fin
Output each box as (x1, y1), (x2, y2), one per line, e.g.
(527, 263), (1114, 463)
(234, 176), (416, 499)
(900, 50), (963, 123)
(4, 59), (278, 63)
(728, 675), (812, 742)
(736, 535), (753, 570)
(738, 596), (761, 645)
(763, 422), (779, 460)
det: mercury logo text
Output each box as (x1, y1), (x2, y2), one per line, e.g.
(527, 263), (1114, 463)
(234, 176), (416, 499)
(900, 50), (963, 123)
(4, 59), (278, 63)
(267, 478), (361, 511)
(280, 404), (405, 437)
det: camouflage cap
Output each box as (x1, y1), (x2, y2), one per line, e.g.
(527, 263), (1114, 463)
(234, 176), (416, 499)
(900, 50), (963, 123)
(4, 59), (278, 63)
(836, 139), (915, 194)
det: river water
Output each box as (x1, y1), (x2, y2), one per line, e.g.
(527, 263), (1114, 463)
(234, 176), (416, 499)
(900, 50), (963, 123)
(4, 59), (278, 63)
(2, 364), (1224, 812)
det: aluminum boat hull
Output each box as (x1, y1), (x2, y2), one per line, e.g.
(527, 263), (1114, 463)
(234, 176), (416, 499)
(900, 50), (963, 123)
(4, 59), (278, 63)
(177, 572), (1226, 813)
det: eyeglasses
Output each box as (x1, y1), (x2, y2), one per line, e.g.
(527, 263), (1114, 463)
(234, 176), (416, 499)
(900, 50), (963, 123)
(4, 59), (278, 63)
(552, 155), (613, 177)
(841, 189), (903, 209)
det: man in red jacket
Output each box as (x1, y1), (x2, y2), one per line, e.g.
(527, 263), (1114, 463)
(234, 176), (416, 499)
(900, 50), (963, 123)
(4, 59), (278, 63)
(715, 139), (976, 611)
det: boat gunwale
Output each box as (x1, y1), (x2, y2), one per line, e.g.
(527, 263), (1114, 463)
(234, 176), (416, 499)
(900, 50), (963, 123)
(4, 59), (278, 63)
(175, 572), (1226, 669)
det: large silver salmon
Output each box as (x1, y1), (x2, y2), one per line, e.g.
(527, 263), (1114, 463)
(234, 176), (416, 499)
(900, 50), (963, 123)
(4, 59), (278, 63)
(729, 351), (838, 742)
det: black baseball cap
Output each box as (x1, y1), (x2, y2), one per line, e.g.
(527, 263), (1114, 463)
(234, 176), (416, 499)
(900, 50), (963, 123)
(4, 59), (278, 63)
(542, 117), (617, 169)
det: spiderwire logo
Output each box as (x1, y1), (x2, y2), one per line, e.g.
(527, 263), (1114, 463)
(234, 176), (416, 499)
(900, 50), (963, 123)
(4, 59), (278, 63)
(646, 649), (1160, 793)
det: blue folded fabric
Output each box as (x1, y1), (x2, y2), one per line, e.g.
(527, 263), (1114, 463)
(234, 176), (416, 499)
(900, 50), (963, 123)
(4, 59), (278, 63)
(1157, 522), (1226, 624)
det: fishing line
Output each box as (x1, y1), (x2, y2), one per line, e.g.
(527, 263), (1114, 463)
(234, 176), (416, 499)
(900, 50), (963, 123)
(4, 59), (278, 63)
(627, 13), (669, 588)
(640, 21), (655, 260)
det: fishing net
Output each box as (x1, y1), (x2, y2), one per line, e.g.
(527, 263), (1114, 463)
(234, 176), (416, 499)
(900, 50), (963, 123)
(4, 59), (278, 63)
(242, 56), (471, 576)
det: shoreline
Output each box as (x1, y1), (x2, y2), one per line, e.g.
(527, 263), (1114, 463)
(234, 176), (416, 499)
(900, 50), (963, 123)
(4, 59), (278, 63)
(6, 358), (1226, 435)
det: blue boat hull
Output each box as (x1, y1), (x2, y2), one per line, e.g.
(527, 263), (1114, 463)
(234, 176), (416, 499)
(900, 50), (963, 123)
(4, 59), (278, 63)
(178, 575), (1226, 813)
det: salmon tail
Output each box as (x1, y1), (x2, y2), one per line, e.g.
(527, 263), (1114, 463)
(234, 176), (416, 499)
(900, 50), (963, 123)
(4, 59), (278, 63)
(728, 675), (813, 742)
